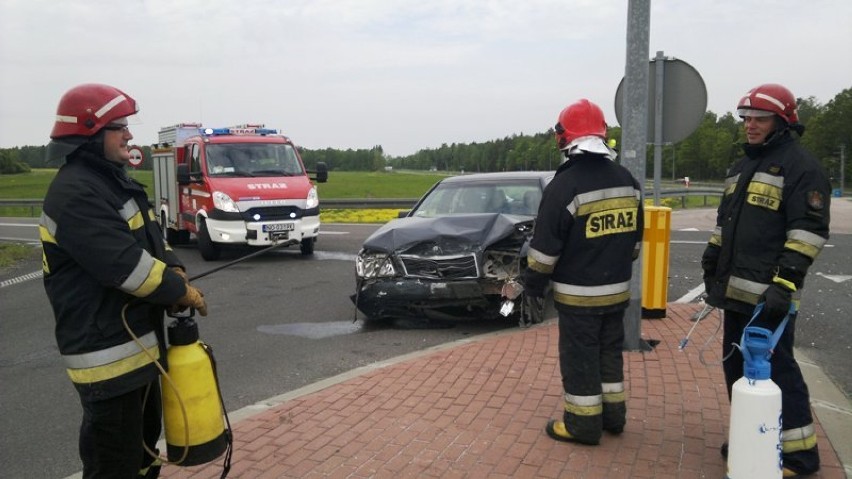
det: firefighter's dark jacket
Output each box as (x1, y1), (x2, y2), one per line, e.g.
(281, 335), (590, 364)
(523, 153), (643, 314)
(40, 149), (187, 402)
(702, 132), (831, 315)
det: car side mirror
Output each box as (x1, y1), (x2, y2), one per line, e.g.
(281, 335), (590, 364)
(309, 162), (328, 183)
(176, 164), (191, 184)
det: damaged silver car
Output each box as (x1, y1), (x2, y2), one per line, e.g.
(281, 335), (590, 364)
(352, 171), (554, 326)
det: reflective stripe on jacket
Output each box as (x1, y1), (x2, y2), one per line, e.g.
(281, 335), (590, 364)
(63, 331), (160, 384)
(40, 150), (187, 401)
(703, 134), (830, 314)
(524, 153), (643, 314)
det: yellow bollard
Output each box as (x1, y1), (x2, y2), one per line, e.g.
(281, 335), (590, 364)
(641, 206), (671, 318)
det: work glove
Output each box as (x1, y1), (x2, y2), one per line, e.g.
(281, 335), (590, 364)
(520, 269), (547, 299)
(174, 284), (208, 317)
(701, 263), (716, 296)
(701, 258), (716, 279)
(171, 266), (188, 283)
(759, 282), (793, 325)
(701, 246), (719, 296)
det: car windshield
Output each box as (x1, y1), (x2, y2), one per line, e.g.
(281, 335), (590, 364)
(411, 179), (543, 217)
(205, 143), (304, 177)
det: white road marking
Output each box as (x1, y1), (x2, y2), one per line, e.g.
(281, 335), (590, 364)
(0, 270), (42, 289)
(0, 223), (38, 228)
(816, 272), (852, 283)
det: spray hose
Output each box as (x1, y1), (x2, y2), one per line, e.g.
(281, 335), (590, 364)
(186, 240), (287, 282)
(678, 301), (735, 366)
(122, 303), (190, 465)
(121, 239), (287, 475)
(123, 306), (232, 478)
(679, 300), (796, 368)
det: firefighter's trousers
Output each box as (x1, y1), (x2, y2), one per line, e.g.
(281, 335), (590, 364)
(722, 309), (820, 475)
(558, 310), (627, 444)
(79, 381), (162, 479)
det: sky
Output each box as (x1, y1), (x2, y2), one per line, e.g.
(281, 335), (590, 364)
(1, 0), (850, 157)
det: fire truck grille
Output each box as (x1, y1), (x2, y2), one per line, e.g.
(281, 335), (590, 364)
(241, 206), (303, 222)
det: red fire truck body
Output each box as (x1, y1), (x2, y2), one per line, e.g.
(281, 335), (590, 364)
(152, 123), (327, 260)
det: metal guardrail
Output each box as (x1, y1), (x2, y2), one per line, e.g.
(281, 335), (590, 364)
(0, 198), (422, 213)
(652, 188), (724, 208)
(321, 198), (421, 209)
(320, 189), (725, 209)
(0, 189), (724, 217)
(0, 199), (44, 217)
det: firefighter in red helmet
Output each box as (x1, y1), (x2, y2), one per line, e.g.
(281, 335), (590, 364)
(523, 99), (643, 445)
(41, 83), (207, 478)
(703, 83), (829, 477)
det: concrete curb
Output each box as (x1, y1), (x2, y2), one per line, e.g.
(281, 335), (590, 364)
(796, 348), (852, 477)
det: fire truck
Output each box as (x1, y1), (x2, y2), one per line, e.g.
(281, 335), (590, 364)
(152, 123), (328, 261)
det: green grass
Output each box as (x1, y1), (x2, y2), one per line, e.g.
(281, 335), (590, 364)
(0, 168), (155, 198)
(0, 169), (720, 219)
(0, 169), (443, 200)
(0, 243), (33, 268)
(0, 169), (61, 198)
(0, 169), (447, 219)
(315, 171), (446, 198)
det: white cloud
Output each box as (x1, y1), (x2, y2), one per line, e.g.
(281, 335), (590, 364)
(1, 0), (850, 156)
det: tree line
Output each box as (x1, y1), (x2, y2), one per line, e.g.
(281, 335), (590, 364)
(2, 87), (849, 185)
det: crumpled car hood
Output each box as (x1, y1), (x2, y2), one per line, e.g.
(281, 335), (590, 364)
(362, 213), (532, 254)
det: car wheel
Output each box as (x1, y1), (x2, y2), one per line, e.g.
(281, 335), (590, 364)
(300, 237), (315, 255)
(197, 218), (221, 261)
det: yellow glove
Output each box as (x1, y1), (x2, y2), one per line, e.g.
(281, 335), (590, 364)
(175, 284), (208, 316)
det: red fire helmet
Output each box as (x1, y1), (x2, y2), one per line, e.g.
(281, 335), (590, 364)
(50, 83), (138, 139)
(555, 99), (608, 150)
(736, 83), (799, 124)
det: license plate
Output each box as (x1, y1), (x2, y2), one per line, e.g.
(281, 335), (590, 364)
(263, 223), (295, 232)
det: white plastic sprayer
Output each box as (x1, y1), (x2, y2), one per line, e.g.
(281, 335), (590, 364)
(725, 302), (794, 479)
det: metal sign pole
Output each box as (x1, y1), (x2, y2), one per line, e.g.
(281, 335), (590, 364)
(841, 144), (846, 196)
(653, 51), (666, 206)
(620, 0), (652, 351)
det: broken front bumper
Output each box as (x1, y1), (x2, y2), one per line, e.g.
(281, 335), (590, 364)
(351, 277), (505, 321)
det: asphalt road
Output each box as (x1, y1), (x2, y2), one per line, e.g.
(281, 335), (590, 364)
(1, 202), (850, 479)
(1, 223), (525, 479)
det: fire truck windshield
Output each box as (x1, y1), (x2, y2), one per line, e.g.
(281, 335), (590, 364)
(205, 143), (304, 177)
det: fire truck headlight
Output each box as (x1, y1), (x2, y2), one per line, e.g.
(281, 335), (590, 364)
(355, 252), (396, 278)
(212, 191), (240, 213)
(306, 187), (319, 210)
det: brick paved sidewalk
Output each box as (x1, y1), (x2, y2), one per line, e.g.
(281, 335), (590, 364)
(159, 303), (845, 478)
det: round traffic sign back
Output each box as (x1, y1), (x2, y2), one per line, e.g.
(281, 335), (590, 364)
(128, 146), (144, 167)
(614, 57), (707, 143)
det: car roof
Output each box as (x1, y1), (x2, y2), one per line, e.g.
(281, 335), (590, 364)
(438, 171), (554, 184)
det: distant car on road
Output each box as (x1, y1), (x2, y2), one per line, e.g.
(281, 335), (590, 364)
(351, 171), (554, 325)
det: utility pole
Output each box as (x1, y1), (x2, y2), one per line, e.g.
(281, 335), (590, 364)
(667, 142), (675, 181)
(652, 50), (666, 205)
(841, 144), (846, 196)
(619, 0), (651, 351)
